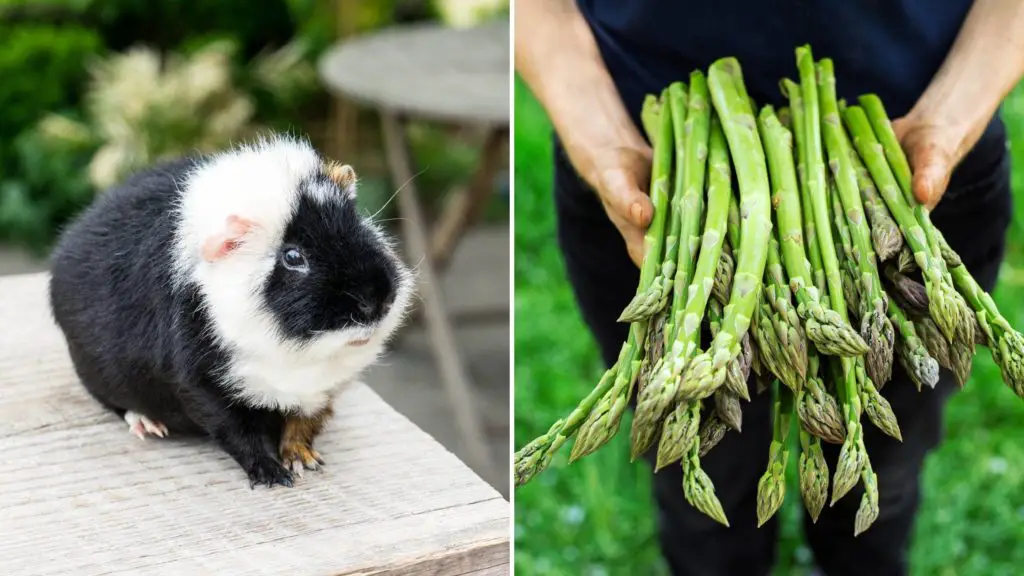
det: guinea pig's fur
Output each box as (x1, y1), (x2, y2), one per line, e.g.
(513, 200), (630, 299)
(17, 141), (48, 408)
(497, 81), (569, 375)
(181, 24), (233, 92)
(48, 135), (414, 487)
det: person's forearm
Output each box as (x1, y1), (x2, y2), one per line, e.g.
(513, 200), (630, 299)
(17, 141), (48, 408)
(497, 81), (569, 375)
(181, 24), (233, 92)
(909, 0), (1024, 157)
(514, 0), (647, 186)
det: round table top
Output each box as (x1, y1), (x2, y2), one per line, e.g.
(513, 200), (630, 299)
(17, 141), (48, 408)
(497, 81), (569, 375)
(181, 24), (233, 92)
(318, 20), (510, 126)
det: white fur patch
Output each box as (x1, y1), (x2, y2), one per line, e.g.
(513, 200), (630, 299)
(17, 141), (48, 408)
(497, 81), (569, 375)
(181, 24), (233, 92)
(171, 134), (415, 415)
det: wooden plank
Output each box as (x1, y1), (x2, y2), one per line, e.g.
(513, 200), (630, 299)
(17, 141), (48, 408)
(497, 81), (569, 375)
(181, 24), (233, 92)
(0, 273), (510, 576)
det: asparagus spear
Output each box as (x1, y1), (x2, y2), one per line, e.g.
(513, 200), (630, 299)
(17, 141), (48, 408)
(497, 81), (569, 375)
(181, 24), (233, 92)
(682, 440), (730, 527)
(641, 94), (663, 144)
(799, 428), (830, 522)
(857, 358), (902, 441)
(757, 381), (793, 526)
(720, 193), (756, 400)
(763, 230), (809, 390)
(835, 101), (903, 261)
(670, 73), (713, 315)
(818, 60), (894, 388)
(915, 315), (952, 372)
(825, 177), (901, 440)
(714, 388), (743, 432)
(619, 84), (691, 322)
(857, 96), (978, 379)
(947, 263), (1024, 396)
(568, 93), (678, 463)
(632, 111), (727, 457)
(713, 246), (735, 305)
(655, 400), (700, 470)
(883, 265), (929, 317)
(776, 82), (868, 357)
(637, 313), (667, 393)
(855, 467), (880, 536)
(698, 411), (729, 457)
(754, 299), (787, 386)
(896, 246), (917, 274)
(514, 364), (617, 486)
(724, 181), (741, 249)
(830, 177), (862, 319)
(841, 104), (965, 343)
(797, 46), (868, 506)
(858, 98), (1015, 392)
(847, 147), (903, 261)
(782, 79), (826, 297)
(798, 354), (847, 444)
(677, 58), (772, 402)
(709, 298), (752, 402)
(890, 301), (941, 390)
(940, 239), (963, 269)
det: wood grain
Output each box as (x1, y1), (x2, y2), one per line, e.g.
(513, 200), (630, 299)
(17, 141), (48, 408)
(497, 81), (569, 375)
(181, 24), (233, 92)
(0, 273), (510, 576)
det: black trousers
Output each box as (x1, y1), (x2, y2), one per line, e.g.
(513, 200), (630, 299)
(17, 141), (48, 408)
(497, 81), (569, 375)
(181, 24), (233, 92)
(552, 134), (1012, 576)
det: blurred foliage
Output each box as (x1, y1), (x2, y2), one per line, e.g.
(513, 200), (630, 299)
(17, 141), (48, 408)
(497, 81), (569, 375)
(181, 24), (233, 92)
(0, 24), (103, 173)
(0, 115), (98, 248)
(0, 0), (314, 252)
(0, 0), (506, 254)
(0, 0), (296, 58)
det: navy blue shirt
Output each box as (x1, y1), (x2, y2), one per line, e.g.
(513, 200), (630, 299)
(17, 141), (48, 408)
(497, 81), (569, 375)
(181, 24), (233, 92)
(576, 0), (1006, 185)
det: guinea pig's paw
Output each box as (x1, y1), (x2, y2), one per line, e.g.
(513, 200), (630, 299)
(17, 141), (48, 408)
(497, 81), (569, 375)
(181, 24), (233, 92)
(123, 411), (168, 440)
(280, 441), (325, 478)
(245, 455), (294, 489)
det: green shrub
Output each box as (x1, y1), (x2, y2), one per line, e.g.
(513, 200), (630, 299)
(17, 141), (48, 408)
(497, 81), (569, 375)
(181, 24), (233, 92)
(0, 24), (103, 173)
(0, 116), (99, 253)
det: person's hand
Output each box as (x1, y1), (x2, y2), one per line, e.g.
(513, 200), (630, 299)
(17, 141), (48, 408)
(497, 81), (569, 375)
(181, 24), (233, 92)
(578, 144), (654, 267)
(888, 0), (1024, 210)
(889, 114), (983, 210)
(515, 0), (659, 267)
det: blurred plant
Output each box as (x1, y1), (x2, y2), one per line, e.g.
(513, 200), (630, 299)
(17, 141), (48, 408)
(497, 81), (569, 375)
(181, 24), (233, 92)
(0, 24), (103, 169)
(0, 0), (296, 60)
(245, 38), (323, 132)
(433, 0), (507, 27)
(0, 114), (99, 252)
(42, 40), (256, 189)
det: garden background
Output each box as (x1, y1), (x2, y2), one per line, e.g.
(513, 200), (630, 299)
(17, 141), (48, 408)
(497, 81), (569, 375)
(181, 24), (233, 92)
(0, 0), (509, 257)
(513, 75), (1024, 574)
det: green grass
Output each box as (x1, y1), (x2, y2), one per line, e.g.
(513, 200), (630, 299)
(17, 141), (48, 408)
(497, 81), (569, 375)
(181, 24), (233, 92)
(513, 74), (1024, 575)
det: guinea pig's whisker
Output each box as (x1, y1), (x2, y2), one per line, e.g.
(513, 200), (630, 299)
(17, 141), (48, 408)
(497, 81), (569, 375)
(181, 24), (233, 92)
(369, 167), (428, 221)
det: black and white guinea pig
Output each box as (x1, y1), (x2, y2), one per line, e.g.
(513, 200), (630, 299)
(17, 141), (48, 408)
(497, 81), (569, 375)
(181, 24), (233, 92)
(48, 135), (414, 488)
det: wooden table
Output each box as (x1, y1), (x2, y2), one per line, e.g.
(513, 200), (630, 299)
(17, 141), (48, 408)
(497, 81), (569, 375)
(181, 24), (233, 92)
(318, 21), (509, 482)
(0, 273), (509, 576)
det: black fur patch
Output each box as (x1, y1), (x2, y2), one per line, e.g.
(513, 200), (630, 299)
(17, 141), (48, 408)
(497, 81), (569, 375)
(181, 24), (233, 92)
(49, 156), (293, 488)
(262, 176), (399, 341)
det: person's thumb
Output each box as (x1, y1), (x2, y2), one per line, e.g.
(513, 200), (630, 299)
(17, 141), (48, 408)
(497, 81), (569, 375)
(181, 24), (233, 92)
(597, 164), (652, 229)
(908, 142), (953, 209)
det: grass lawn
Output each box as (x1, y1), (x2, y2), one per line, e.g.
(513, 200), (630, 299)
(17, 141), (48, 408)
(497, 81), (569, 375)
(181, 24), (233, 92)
(513, 73), (1024, 575)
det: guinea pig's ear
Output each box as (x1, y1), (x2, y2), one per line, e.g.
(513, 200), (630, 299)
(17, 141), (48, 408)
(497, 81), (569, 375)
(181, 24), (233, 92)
(201, 215), (258, 263)
(324, 161), (357, 199)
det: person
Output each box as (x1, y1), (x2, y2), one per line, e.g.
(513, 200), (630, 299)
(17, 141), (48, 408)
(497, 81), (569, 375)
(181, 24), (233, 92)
(515, 1), (1024, 574)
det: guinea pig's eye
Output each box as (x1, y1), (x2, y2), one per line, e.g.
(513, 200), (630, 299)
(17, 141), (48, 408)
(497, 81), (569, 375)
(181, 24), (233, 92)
(281, 247), (308, 271)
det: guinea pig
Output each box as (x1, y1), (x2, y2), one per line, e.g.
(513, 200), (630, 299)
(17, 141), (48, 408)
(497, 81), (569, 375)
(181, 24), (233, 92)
(48, 135), (415, 488)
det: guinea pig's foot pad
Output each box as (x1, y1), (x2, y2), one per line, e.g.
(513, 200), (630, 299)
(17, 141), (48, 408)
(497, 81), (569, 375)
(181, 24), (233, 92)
(124, 411), (168, 440)
(280, 442), (325, 477)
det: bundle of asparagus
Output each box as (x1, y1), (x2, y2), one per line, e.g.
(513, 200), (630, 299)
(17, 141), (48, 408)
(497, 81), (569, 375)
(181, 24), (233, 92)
(514, 46), (1024, 536)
